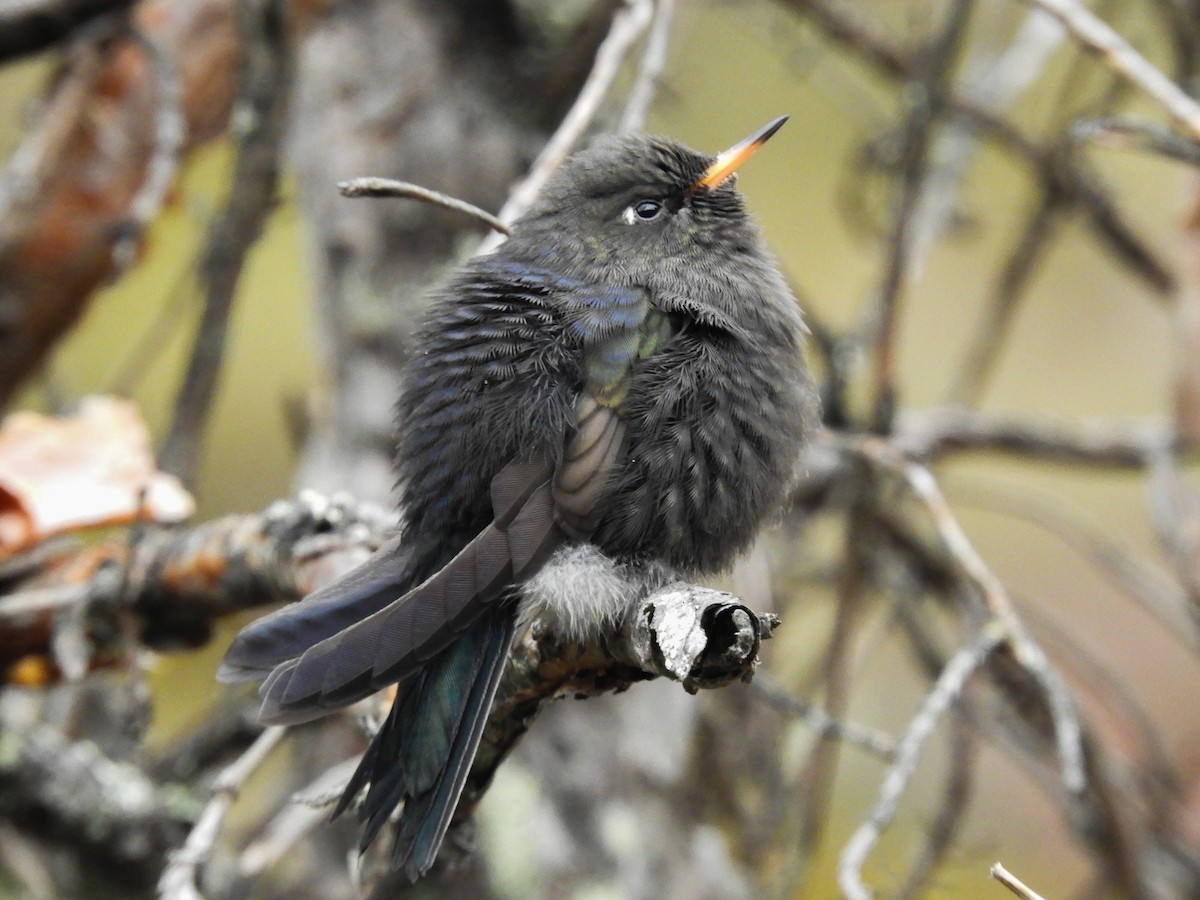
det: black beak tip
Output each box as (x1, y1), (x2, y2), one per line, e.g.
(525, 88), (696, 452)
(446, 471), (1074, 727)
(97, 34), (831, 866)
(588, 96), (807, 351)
(760, 115), (789, 143)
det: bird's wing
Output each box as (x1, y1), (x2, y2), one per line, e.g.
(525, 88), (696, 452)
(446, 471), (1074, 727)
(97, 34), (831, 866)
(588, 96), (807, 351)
(217, 535), (414, 683)
(218, 276), (650, 729)
(248, 455), (560, 724)
(214, 275), (654, 880)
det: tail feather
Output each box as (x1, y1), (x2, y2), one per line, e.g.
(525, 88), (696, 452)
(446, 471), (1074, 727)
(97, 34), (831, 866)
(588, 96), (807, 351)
(392, 609), (516, 879)
(335, 675), (418, 822)
(344, 610), (514, 872)
(218, 454), (563, 874)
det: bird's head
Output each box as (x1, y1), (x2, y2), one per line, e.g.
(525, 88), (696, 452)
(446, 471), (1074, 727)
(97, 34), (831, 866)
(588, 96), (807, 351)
(508, 117), (789, 293)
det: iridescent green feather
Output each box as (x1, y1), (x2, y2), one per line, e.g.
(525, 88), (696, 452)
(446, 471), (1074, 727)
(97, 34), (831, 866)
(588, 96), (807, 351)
(589, 307), (673, 409)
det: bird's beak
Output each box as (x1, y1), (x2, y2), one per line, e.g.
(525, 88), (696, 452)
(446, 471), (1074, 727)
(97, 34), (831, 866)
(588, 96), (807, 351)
(693, 115), (788, 192)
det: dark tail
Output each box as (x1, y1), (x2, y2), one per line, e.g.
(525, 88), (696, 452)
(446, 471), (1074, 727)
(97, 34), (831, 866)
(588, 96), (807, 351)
(338, 608), (516, 880)
(217, 456), (562, 874)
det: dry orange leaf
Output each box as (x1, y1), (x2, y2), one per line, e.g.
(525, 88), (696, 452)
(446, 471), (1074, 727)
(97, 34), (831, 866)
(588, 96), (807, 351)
(0, 396), (194, 558)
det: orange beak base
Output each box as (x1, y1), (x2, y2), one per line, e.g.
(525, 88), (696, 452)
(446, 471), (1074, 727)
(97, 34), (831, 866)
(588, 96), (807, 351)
(693, 115), (789, 192)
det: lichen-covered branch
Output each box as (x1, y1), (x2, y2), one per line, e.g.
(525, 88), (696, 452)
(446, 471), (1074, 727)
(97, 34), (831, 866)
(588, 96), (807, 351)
(0, 493), (393, 677)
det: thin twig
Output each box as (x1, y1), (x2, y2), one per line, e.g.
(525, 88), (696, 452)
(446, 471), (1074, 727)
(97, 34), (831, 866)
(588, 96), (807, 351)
(337, 178), (510, 235)
(0, 0), (135, 63)
(159, 0), (291, 484)
(1146, 445), (1200, 607)
(0, 36), (107, 230)
(838, 625), (1002, 900)
(478, 0), (653, 254)
(157, 725), (285, 900)
(333, 0), (658, 255)
(835, 434), (1089, 797)
(1017, 599), (1181, 790)
(991, 861), (1048, 900)
(750, 677), (897, 761)
(901, 464), (1086, 795)
(1072, 116), (1200, 165)
(794, 509), (869, 862)
(618, 0), (674, 132)
(897, 407), (1173, 468)
(238, 758), (360, 876)
(905, 6), (1068, 339)
(896, 712), (976, 899)
(114, 27), (185, 273)
(869, 0), (974, 430)
(1014, 0), (1200, 141)
(774, 0), (1175, 296)
(891, 595), (1149, 895)
(0, 584), (88, 618)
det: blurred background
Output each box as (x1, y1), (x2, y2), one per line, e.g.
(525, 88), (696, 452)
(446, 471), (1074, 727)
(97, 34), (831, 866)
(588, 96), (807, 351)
(0, 0), (1197, 897)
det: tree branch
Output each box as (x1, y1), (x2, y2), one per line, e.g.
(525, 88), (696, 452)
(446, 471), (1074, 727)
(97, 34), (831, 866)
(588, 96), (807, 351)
(0, 0), (135, 63)
(159, 0), (292, 484)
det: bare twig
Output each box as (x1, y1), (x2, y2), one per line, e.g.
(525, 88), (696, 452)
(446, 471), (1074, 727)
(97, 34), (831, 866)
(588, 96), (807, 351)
(838, 625), (1002, 900)
(157, 725), (286, 900)
(869, 0), (974, 430)
(792, 510), (869, 867)
(897, 712), (976, 899)
(113, 27), (185, 273)
(478, 0), (653, 254)
(1146, 445), (1200, 607)
(0, 36), (108, 231)
(618, 0), (675, 132)
(0, 0), (135, 63)
(1072, 116), (1200, 165)
(0, 2), (242, 406)
(0, 491), (393, 670)
(897, 407), (1173, 468)
(894, 598), (1161, 895)
(750, 677), (897, 761)
(905, 7), (1069, 367)
(332, 0), (658, 257)
(337, 178), (511, 234)
(991, 861), (1048, 900)
(835, 434), (1088, 797)
(1014, 0), (1200, 141)
(238, 758), (361, 876)
(160, 0), (292, 484)
(773, 0), (1175, 297)
(1018, 599), (1181, 790)
(954, 482), (1200, 651)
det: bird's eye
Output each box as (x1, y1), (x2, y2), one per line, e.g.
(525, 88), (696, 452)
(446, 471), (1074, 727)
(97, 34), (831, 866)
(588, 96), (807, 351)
(635, 200), (662, 219)
(623, 199), (664, 224)
(633, 200), (662, 220)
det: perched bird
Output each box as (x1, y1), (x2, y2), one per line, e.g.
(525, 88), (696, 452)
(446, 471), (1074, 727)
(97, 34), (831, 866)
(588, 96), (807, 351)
(219, 117), (819, 879)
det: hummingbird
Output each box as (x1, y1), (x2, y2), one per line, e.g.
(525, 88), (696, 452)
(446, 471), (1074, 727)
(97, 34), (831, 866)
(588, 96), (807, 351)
(219, 116), (819, 880)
